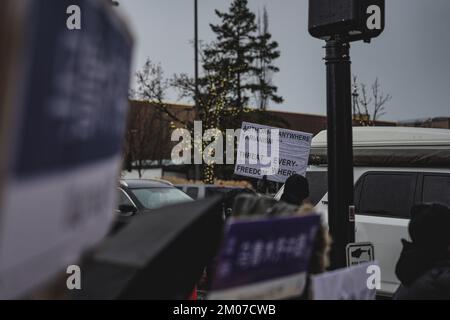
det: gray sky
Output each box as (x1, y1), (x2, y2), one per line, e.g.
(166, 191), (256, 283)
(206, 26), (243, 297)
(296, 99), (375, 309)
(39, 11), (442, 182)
(119, 0), (450, 121)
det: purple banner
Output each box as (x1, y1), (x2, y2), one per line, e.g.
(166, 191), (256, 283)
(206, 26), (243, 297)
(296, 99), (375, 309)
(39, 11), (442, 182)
(211, 214), (321, 291)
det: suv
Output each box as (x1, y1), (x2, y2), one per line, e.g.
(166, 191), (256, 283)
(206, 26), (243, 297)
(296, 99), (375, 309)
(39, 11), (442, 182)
(275, 127), (450, 297)
(114, 179), (193, 231)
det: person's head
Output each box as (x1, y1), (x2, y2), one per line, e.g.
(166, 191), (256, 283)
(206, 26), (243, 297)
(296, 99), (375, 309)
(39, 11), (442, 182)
(408, 203), (450, 252)
(280, 174), (309, 206)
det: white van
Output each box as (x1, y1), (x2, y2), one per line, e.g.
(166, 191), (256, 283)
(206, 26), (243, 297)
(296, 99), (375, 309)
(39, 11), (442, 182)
(275, 126), (450, 297)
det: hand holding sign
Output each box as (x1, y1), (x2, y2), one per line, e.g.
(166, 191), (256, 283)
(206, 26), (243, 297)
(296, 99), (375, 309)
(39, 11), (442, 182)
(234, 122), (312, 183)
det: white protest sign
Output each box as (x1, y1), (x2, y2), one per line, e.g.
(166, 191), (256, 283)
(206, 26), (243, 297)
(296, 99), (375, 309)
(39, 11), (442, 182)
(0, 0), (133, 299)
(234, 122), (312, 183)
(311, 262), (379, 300)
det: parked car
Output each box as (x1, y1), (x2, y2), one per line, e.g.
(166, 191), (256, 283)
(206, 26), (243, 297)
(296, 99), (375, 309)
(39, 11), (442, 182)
(175, 184), (255, 219)
(275, 126), (450, 297)
(175, 184), (252, 200)
(113, 179), (193, 232)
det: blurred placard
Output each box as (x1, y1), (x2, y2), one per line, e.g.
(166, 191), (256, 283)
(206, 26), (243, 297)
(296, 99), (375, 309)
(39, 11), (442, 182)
(311, 262), (378, 300)
(0, 0), (133, 298)
(234, 122), (312, 183)
(208, 214), (320, 300)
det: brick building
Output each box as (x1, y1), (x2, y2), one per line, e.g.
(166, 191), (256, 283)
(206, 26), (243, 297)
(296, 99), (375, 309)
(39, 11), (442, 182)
(124, 100), (396, 172)
(399, 117), (450, 129)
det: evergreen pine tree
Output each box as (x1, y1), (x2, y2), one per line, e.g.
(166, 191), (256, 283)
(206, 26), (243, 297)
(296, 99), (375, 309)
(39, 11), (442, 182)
(253, 7), (283, 110)
(204, 0), (282, 114)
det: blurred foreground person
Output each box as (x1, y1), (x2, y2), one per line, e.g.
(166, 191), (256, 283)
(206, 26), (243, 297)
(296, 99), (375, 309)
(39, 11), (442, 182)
(394, 203), (450, 300)
(297, 204), (332, 276)
(296, 203), (332, 299)
(280, 174), (309, 206)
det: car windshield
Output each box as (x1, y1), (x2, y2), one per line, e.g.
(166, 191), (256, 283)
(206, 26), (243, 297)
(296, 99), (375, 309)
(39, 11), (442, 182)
(130, 187), (193, 210)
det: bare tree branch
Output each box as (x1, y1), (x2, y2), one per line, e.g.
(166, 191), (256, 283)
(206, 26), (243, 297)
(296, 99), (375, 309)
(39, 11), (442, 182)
(351, 76), (392, 125)
(372, 77), (392, 121)
(135, 59), (192, 131)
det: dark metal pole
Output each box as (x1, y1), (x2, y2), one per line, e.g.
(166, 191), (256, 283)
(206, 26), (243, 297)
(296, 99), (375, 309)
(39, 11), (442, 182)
(194, 0), (199, 104)
(194, 0), (201, 180)
(324, 38), (355, 269)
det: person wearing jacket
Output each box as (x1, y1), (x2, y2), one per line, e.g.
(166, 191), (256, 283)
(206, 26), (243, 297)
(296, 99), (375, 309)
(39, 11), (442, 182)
(394, 203), (450, 300)
(280, 174), (310, 206)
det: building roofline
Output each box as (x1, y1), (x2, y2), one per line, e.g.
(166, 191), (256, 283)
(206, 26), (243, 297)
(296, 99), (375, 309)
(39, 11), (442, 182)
(129, 99), (397, 124)
(399, 117), (450, 124)
(130, 99), (193, 109)
(129, 100), (326, 117)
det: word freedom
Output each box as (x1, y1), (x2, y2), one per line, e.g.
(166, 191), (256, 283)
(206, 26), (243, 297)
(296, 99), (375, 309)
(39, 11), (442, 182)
(171, 121), (280, 175)
(235, 165), (298, 178)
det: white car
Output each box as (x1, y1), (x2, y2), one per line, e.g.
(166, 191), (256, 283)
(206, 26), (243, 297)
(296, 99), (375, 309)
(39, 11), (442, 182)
(275, 126), (450, 297)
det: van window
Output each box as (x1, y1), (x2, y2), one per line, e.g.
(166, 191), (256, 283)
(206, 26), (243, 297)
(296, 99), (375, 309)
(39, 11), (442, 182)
(305, 171), (328, 206)
(186, 187), (199, 199)
(422, 174), (450, 207)
(358, 173), (417, 218)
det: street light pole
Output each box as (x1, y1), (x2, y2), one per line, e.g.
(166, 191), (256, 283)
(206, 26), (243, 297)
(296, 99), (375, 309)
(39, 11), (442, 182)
(309, 0), (385, 270)
(324, 38), (355, 269)
(194, 0), (199, 107)
(194, 0), (201, 181)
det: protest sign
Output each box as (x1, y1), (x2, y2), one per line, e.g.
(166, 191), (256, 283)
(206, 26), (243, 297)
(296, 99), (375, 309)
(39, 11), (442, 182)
(0, 0), (133, 298)
(311, 262), (379, 300)
(208, 214), (320, 300)
(234, 122), (312, 183)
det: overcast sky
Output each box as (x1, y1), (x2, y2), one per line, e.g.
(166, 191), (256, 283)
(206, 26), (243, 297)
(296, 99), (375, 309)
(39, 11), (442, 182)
(119, 0), (450, 121)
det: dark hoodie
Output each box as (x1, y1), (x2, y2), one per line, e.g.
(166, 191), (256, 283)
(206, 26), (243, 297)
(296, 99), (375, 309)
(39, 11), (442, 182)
(394, 203), (450, 300)
(280, 174), (309, 206)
